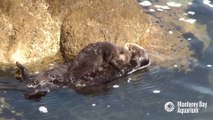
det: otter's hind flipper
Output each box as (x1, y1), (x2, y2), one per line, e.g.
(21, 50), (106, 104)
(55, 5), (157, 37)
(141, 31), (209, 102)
(16, 62), (30, 81)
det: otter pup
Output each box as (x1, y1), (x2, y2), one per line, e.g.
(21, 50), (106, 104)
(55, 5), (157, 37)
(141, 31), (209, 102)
(68, 42), (131, 85)
(16, 42), (150, 99)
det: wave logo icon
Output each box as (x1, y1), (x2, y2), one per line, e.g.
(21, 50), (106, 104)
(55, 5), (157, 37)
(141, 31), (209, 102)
(164, 102), (175, 112)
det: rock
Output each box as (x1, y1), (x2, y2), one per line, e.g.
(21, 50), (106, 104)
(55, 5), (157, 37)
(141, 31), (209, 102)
(0, 0), (194, 72)
(142, 24), (194, 70)
(60, 0), (194, 70)
(60, 0), (151, 59)
(0, 0), (61, 69)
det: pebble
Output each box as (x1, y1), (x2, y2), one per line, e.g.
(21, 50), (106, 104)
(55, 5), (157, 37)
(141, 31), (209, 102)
(179, 18), (185, 21)
(187, 38), (192, 41)
(207, 64), (212, 68)
(167, 2), (182, 7)
(174, 64), (178, 68)
(139, 1), (152, 7)
(188, 2), (192, 5)
(187, 11), (195, 15)
(34, 71), (40, 74)
(168, 31), (173, 34)
(153, 90), (161, 94)
(156, 8), (164, 12)
(154, 5), (170, 10)
(183, 13), (188, 16)
(113, 85), (119, 88)
(149, 9), (155, 12)
(184, 19), (197, 24)
(39, 106), (48, 113)
(179, 18), (196, 24)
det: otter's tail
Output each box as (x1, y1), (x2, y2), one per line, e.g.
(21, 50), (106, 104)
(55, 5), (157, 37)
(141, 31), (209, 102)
(16, 61), (30, 81)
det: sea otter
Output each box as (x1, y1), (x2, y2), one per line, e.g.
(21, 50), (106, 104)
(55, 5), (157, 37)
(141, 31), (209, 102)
(16, 42), (150, 99)
(68, 42), (131, 85)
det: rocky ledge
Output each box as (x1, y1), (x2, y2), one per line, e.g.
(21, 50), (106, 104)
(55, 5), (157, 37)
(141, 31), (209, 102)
(0, 0), (193, 73)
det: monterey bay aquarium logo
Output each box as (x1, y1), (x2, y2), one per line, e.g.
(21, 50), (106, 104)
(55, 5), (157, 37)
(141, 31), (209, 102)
(164, 101), (208, 114)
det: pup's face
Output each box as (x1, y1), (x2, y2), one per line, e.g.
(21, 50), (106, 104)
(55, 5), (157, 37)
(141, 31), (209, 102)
(110, 46), (131, 69)
(124, 43), (149, 67)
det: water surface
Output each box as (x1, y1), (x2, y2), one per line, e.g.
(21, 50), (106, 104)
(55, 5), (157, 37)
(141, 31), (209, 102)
(1, 0), (213, 120)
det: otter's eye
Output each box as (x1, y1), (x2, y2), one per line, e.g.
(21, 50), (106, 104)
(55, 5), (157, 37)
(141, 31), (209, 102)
(120, 51), (124, 54)
(49, 75), (55, 79)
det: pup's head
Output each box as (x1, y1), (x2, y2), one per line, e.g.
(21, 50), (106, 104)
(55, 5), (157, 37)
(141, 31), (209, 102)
(124, 43), (150, 67)
(109, 46), (131, 69)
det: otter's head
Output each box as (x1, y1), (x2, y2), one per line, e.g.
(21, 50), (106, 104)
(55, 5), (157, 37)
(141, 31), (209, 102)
(109, 46), (131, 69)
(124, 43), (150, 68)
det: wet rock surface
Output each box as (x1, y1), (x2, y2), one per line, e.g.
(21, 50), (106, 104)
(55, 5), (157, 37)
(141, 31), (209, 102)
(0, 0), (61, 66)
(139, 0), (201, 70)
(60, 0), (151, 59)
(0, 0), (152, 72)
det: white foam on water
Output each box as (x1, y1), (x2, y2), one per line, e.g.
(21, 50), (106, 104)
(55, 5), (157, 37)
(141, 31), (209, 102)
(203, 0), (213, 7)
(39, 106), (48, 113)
(207, 64), (212, 67)
(113, 85), (119, 88)
(153, 90), (161, 94)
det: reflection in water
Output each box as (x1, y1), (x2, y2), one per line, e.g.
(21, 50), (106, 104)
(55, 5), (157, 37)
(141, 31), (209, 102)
(1, 0), (213, 120)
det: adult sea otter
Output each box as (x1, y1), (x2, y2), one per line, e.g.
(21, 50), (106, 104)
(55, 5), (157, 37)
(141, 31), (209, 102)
(16, 42), (150, 99)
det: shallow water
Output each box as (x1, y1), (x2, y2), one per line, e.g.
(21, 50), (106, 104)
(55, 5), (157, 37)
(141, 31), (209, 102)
(1, 0), (213, 120)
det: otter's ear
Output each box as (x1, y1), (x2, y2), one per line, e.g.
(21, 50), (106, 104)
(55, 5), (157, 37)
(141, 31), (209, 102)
(124, 43), (130, 51)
